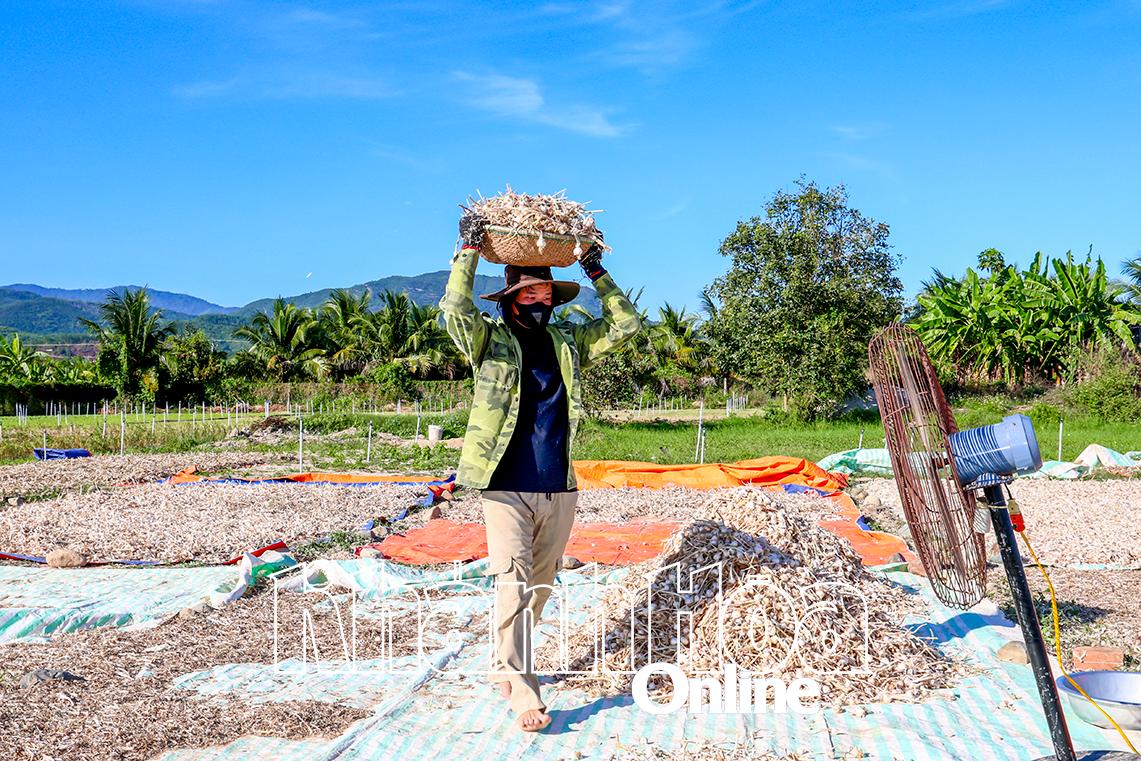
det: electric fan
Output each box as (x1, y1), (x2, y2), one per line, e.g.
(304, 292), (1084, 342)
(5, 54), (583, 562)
(868, 324), (1138, 761)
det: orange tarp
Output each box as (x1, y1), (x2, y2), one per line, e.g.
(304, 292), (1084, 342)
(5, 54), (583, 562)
(820, 491), (920, 570)
(165, 455), (915, 571)
(167, 468), (451, 485)
(563, 521), (682, 565)
(573, 457), (847, 491)
(368, 519), (682, 566)
(368, 488), (918, 571)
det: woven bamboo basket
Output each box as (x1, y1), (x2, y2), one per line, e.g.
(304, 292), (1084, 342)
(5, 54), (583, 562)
(480, 225), (595, 268)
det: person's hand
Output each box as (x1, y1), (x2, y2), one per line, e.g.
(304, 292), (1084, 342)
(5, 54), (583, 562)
(459, 212), (487, 249)
(579, 238), (606, 281)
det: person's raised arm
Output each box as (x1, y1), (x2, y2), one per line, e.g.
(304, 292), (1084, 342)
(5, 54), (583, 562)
(439, 214), (493, 366)
(572, 240), (642, 367)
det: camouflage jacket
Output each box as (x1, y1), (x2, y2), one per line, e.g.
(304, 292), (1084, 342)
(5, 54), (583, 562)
(440, 246), (642, 490)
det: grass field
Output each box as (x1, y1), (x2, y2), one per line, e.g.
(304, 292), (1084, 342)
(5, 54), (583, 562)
(3, 398), (1140, 470)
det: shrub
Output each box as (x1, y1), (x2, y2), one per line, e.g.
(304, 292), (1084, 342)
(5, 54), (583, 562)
(1068, 360), (1141, 422)
(363, 363), (417, 402)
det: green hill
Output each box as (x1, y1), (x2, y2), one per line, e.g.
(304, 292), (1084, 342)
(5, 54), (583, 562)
(1, 283), (236, 316)
(238, 270), (600, 316)
(1, 270), (601, 355)
(0, 290), (103, 336)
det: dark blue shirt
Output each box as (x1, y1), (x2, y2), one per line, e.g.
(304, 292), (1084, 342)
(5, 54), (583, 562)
(486, 327), (571, 493)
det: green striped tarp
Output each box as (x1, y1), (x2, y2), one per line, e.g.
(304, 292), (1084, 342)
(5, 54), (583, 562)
(157, 561), (1124, 760)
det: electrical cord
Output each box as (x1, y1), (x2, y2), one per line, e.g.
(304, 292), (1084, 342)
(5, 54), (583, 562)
(1018, 527), (1139, 753)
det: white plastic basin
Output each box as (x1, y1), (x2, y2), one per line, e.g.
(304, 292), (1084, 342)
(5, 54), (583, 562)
(1056, 671), (1141, 730)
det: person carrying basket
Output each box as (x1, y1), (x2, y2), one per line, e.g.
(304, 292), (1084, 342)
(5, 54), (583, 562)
(440, 210), (642, 732)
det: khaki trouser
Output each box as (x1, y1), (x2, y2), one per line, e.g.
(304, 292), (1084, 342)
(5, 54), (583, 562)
(482, 489), (578, 714)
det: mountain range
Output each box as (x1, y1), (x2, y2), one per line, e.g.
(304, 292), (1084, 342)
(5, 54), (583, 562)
(0, 272), (600, 353)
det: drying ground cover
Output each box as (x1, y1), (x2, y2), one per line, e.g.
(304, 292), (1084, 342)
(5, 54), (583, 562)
(858, 478), (1141, 669)
(1, 422), (1139, 758)
(1, 484), (954, 761)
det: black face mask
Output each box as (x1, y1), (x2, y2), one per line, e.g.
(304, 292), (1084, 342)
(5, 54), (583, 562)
(506, 300), (553, 332)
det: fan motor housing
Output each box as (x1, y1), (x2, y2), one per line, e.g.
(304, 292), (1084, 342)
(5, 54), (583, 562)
(949, 414), (1043, 488)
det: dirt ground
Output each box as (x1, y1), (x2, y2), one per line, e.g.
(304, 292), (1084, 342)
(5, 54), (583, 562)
(853, 477), (1141, 667)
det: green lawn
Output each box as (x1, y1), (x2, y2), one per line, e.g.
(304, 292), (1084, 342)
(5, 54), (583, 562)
(577, 411), (1141, 465)
(2, 404), (1139, 469)
(574, 416), (872, 464)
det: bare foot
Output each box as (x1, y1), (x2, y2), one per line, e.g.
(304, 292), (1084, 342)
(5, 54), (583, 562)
(517, 709), (551, 732)
(497, 682), (511, 700)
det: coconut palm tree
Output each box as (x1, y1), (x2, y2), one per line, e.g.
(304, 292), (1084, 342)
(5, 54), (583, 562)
(1120, 256), (1141, 305)
(399, 302), (458, 377)
(233, 299), (327, 381)
(80, 287), (171, 397)
(319, 288), (372, 377)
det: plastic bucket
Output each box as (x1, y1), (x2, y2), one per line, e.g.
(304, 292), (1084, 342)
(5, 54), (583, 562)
(949, 413), (1042, 486)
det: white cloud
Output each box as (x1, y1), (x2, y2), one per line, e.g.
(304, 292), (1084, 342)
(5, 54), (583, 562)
(650, 198), (690, 221)
(829, 123), (888, 141)
(171, 77), (242, 98)
(822, 152), (898, 181)
(262, 74), (395, 99)
(905, 0), (1016, 20)
(173, 71), (395, 100)
(455, 72), (628, 138)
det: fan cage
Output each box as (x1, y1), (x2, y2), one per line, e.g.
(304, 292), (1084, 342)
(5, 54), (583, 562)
(868, 324), (988, 609)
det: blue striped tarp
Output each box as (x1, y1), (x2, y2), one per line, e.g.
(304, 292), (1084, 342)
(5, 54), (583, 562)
(157, 562), (1123, 760)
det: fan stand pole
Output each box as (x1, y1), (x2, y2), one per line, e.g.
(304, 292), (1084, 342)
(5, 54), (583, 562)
(984, 484), (1076, 761)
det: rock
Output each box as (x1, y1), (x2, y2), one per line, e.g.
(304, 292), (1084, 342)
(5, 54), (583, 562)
(7, 496), (25, 506)
(428, 506), (443, 520)
(862, 496), (881, 509)
(45, 549), (87, 568)
(177, 601), (210, 619)
(997, 641), (1029, 664)
(359, 547), (384, 559)
(561, 555), (584, 570)
(20, 669), (84, 689)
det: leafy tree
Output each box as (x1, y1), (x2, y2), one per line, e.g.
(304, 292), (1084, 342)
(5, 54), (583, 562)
(161, 330), (226, 402)
(977, 248), (1007, 276)
(233, 299), (327, 381)
(81, 287), (172, 399)
(645, 303), (716, 395)
(705, 180), (902, 419)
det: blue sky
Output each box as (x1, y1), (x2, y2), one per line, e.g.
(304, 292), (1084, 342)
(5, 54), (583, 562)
(2, 1), (1139, 311)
